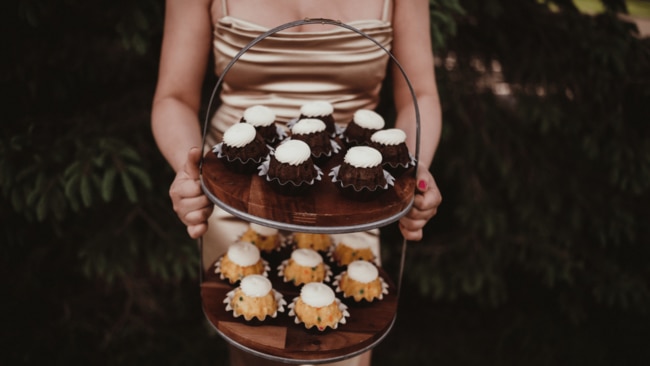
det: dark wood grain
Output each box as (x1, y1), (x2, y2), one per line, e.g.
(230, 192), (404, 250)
(201, 151), (416, 230)
(201, 259), (398, 363)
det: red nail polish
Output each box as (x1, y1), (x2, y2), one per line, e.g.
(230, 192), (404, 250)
(418, 180), (427, 190)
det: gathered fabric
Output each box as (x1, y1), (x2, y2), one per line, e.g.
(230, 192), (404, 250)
(207, 1), (393, 146)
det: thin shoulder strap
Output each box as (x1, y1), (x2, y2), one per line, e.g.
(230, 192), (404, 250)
(221, 0), (229, 16)
(381, 0), (392, 21)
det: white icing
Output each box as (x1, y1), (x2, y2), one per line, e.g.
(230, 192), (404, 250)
(353, 109), (385, 130)
(244, 105), (275, 127)
(346, 260), (378, 283)
(300, 101), (334, 117)
(223, 123), (257, 148)
(291, 118), (326, 135)
(291, 248), (323, 267)
(371, 128), (407, 146)
(249, 223), (278, 237)
(332, 232), (373, 250)
(274, 140), (311, 166)
(300, 282), (335, 308)
(239, 274), (272, 297)
(227, 241), (261, 266)
(343, 146), (382, 168)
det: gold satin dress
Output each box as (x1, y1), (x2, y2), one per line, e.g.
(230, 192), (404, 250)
(203, 2), (394, 365)
(207, 2), (393, 145)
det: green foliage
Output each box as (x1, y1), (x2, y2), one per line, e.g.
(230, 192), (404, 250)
(2, 2), (204, 362)
(429, 0), (466, 50)
(407, 0), (650, 321)
(1, 131), (151, 222)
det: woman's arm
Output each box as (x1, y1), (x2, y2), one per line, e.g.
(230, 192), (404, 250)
(391, 0), (443, 240)
(151, 0), (214, 238)
(391, 0), (441, 166)
(152, 0), (213, 171)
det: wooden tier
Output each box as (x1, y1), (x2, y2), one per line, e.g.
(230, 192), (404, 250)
(201, 254), (398, 364)
(200, 150), (416, 233)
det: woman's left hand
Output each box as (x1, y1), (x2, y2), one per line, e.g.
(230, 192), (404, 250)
(399, 164), (442, 241)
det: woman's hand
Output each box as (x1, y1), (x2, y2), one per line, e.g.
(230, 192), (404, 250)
(168, 147), (214, 239)
(399, 164), (442, 241)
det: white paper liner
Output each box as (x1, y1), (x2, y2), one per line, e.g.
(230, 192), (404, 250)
(287, 295), (350, 330)
(277, 259), (333, 285)
(310, 138), (342, 159)
(274, 125), (289, 141)
(223, 288), (287, 321)
(214, 256), (270, 283)
(383, 152), (417, 170)
(334, 124), (346, 137)
(332, 272), (390, 301)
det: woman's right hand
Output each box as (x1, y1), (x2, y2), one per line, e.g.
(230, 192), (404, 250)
(169, 147), (214, 239)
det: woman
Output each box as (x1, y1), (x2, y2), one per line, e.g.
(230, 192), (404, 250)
(152, 0), (442, 365)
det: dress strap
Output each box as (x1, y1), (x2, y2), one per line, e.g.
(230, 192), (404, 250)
(381, 0), (392, 22)
(221, 0), (228, 16)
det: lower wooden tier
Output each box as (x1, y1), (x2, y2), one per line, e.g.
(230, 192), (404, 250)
(201, 259), (398, 364)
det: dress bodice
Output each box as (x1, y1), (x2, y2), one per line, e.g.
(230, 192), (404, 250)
(208, 1), (393, 145)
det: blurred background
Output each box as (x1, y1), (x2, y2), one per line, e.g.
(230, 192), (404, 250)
(2, 0), (649, 365)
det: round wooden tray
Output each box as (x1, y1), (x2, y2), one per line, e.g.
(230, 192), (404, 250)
(200, 150), (416, 234)
(201, 250), (398, 364)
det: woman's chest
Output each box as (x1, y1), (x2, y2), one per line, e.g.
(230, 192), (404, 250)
(218, 0), (387, 30)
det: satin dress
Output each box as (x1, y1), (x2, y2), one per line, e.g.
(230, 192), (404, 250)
(203, 4), (394, 363)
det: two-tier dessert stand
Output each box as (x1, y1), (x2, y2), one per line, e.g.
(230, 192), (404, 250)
(199, 18), (420, 364)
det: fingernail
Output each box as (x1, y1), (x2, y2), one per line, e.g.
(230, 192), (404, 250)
(418, 180), (427, 190)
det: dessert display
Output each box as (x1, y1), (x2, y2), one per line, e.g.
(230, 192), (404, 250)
(239, 222), (283, 253)
(278, 248), (331, 286)
(298, 100), (337, 136)
(241, 105), (285, 144)
(330, 233), (377, 267)
(342, 109), (385, 146)
(215, 241), (269, 284)
(213, 122), (270, 174)
(369, 128), (416, 177)
(333, 260), (389, 302)
(289, 118), (340, 164)
(259, 139), (323, 195)
(224, 274), (286, 321)
(290, 232), (333, 253)
(329, 146), (395, 201)
(288, 282), (350, 331)
(199, 19), (416, 363)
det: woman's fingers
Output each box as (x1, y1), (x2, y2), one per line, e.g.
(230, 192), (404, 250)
(183, 146), (202, 180)
(187, 222), (209, 239)
(168, 147), (213, 238)
(174, 195), (212, 221)
(399, 168), (442, 241)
